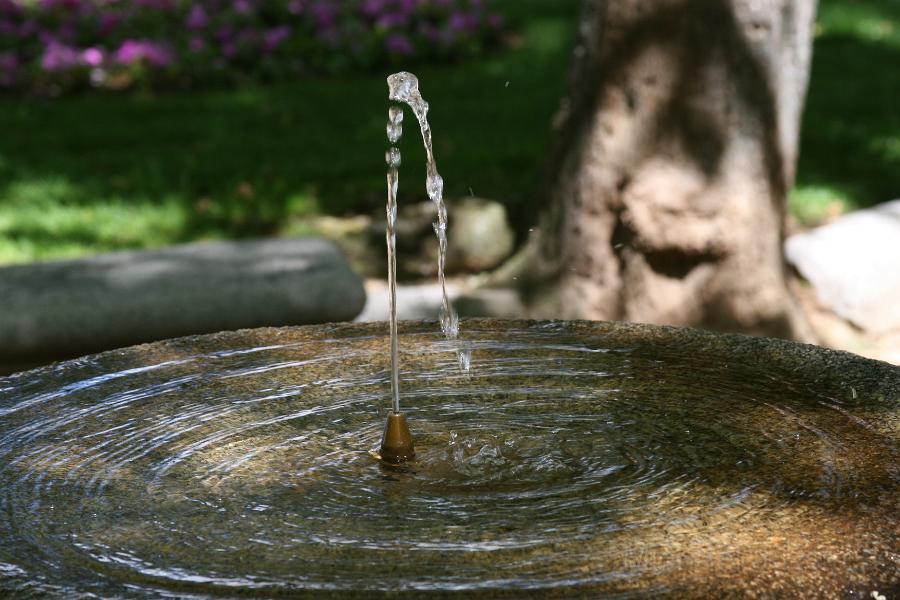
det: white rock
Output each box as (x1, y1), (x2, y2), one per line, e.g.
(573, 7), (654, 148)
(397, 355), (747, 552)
(785, 200), (900, 333)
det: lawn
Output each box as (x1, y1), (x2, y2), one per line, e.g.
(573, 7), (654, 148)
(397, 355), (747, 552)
(0, 1), (578, 264)
(791, 0), (900, 224)
(0, 0), (897, 264)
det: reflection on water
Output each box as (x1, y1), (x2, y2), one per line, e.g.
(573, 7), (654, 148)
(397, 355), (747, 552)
(0, 320), (898, 598)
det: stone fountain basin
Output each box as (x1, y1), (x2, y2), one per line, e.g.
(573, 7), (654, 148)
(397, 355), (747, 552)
(0, 319), (897, 598)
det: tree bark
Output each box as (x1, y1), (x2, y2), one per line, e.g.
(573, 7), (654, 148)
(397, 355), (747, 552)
(523, 0), (817, 340)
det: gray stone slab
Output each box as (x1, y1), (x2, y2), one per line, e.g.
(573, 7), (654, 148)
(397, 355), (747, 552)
(785, 200), (900, 333)
(0, 238), (365, 365)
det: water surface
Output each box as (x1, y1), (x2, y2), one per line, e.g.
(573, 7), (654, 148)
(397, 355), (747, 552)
(0, 320), (897, 598)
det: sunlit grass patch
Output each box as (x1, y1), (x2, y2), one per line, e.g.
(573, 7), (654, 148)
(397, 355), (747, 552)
(816, 0), (900, 47)
(789, 185), (849, 227)
(0, 177), (187, 264)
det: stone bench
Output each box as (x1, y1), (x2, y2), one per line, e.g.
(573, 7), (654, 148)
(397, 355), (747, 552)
(0, 238), (365, 373)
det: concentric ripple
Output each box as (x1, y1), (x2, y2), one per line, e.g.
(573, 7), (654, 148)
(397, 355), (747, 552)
(0, 320), (898, 598)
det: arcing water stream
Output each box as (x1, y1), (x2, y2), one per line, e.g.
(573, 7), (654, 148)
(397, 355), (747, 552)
(387, 72), (470, 382)
(381, 73), (471, 461)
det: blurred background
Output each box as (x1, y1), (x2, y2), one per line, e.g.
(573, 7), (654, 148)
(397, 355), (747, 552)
(1, 0), (898, 367)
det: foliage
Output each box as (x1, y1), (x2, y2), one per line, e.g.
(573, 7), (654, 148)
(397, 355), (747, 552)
(0, 0), (504, 92)
(0, 0), (896, 263)
(0, 1), (573, 264)
(790, 0), (900, 225)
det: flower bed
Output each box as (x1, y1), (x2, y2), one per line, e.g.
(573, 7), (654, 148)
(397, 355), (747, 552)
(0, 0), (504, 92)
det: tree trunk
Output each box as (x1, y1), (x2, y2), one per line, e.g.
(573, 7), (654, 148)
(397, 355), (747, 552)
(523, 0), (817, 340)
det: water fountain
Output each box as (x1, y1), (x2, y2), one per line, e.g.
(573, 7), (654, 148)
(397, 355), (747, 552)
(378, 72), (469, 464)
(0, 74), (898, 598)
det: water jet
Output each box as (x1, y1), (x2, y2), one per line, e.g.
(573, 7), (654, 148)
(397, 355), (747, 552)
(378, 72), (466, 464)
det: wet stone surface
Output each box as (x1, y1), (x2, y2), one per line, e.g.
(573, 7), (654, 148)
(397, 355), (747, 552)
(0, 320), (898, 598)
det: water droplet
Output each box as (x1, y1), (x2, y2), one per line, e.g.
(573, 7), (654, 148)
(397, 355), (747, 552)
(387, 71), (418, 103)
(387, 123), (402, 144)
(385, 147), (401, 168)
(427, 174), (444, 203)
(458, 348), (472, 373)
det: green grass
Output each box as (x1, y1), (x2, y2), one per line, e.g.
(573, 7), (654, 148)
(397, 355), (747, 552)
(791, 0), (900, 225)
(0, 1), (580, 264)
(0, 0), (897, 263)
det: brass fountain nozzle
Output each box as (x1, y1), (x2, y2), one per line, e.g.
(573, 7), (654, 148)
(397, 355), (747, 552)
(379, 412), (415, 464)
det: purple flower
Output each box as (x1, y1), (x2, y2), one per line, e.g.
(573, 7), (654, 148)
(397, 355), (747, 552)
(360, 0), (387, 18)
(39, 0), (81, 12)
(385, 33), (413, 55)
(135, 0), (174, 11)
(2, 0), (508, 92)
(232, 0), (254, 16)
(98, 13), (120, 36)
(376, 12), (409, 30)
(0, 51), (18, 70)
(114, 40), (173, 68)
(287, 0), (304, 15)
(311, 2), (336, 29)
(216, 25), (234, 42)
(0, 0), (24, 17)
(448, 11), (479, 32)
(81, 46), (104, 67)
(18, 20), (40, 38)
(418, 21), (441, 43)
(41, 41), (83, 71)
(220, 40), (237, 59)
(185, 5), (208, 30)
(263, 25), (292, 52)
(189, 36), (205, 53)
(0, 51), (20, 87)
(56, 20), (77, 43)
